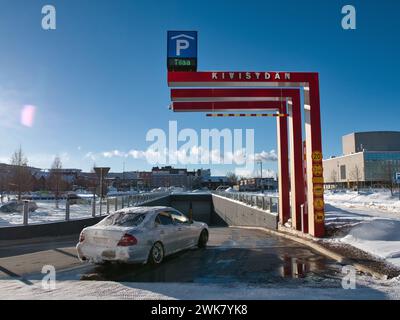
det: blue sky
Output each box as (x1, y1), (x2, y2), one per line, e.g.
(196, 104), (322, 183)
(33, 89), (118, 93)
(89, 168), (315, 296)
(0, 0), (399, 176)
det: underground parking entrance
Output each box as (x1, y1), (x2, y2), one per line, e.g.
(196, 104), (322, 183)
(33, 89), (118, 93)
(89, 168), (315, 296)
(0, 193), (346, 287)
(79, 194), (344, 287)
(81, 227), (343, 286)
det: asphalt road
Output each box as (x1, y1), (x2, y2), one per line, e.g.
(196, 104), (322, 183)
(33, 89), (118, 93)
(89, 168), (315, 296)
(0, 227), (343, 286)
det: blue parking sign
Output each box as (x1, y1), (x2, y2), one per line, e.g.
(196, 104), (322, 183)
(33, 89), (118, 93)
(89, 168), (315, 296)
(168, 31), (197, 58)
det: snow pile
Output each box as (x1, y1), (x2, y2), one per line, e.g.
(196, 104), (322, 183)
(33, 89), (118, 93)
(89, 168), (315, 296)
(325, 190), (400, 214)
(340, 219), (400, 267)
(0, 279), (399, 300)
(325, 191), (400, 268)
(0, 200), (94, 227)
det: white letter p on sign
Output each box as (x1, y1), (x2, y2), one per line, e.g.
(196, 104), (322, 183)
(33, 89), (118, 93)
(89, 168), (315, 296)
(176, 39), (189, 56)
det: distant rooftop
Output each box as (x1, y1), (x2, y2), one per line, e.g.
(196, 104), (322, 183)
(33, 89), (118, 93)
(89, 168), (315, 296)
(343, 131), (400, 155)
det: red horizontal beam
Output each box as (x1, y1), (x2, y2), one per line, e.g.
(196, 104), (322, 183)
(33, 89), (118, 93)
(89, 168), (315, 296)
(206, 113), (288, 117)
(171, 101), (284, 112)
(168, 71), (317, 86)
(171, 88), (299, 100)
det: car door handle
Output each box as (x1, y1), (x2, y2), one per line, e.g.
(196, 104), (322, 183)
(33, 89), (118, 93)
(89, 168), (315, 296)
(160, 230), (165, 235)
(178, 227), (183, 231)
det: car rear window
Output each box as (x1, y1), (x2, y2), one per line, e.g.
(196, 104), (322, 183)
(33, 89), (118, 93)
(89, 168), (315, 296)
(98, 212), (146, 227)
(170, 211), (189, 224)
(155, 212), (174, 225)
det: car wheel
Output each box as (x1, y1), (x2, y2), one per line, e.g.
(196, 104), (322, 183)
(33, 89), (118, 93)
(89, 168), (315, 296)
(197, 229), (209, 248)
(149, 242), (164, 264)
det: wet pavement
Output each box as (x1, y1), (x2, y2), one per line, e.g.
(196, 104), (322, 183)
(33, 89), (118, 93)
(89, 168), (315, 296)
(82, 227), (344, 287)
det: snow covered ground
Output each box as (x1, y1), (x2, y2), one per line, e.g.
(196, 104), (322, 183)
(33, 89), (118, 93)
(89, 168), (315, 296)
(325, 189), (400, 213)
(324, 190), (400, 268)
(1, 275), (400, 300)
(0, 192), (169, 227)
(0, 200), (94, 227)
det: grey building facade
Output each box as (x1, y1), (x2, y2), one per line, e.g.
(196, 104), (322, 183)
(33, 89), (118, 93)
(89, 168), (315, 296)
(324, 131), (400, 187)
(343, 131), (400, 154)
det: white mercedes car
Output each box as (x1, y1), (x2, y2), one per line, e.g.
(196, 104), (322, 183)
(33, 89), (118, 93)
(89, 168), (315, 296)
(76, 206), (209, 265)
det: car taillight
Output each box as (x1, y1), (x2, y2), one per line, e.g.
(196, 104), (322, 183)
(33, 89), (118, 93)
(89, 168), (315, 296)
(79, 232), (85, 243)
(117, 234), (138, 246)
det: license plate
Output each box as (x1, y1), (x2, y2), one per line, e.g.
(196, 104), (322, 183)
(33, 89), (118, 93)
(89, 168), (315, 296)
(92, 237), (111, 246)
(102, 250), (116, 259)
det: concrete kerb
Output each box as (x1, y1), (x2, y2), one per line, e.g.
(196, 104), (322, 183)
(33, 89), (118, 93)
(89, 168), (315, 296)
(234, 225), (389, 280)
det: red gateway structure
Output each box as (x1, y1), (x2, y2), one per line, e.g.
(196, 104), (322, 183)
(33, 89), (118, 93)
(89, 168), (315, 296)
(167, 71), (324, 237)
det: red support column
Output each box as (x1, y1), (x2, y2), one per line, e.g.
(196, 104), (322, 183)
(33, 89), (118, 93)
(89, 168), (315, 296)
(170, 88), (305, 231)
(288, 94), (305, 230)
(277, 104), (290, 224)
(303, 140), (309, 234)
(305, 75), (325, 237)
(168, 71), (325, 237)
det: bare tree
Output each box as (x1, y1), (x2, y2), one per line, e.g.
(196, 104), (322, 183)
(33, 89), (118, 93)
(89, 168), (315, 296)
(226, 172), (239, 186)
(0, 173), (8, 203)
(382, 161), (395, 196)
(48, 156), (65, 208)
(350, 165), (362, 193)
(9, 146), (32, 200)
(330, 169), (338, 188)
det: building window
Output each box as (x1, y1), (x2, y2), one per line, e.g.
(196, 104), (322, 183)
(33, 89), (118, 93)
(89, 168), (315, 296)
(340, 165), (346, 180)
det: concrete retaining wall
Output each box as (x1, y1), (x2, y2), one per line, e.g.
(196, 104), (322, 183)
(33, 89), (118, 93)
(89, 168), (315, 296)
(0, 193), (278, 240)
(212, 194), (278, 230)
(0, 216), (105, 241)
(141, 196), (170, 207)
(170, 194), (213, 224)
(0, 195), (171, 241)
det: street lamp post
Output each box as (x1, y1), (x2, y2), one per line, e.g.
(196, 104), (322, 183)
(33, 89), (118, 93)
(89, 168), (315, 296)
(257, 160), (263, 193)
(94, 167), (110, 216)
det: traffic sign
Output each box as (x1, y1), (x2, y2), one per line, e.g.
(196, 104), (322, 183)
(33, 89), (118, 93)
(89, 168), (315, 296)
(94, 167), (110, 198)
(312, 151), (322, 162)
(315, 211), (324, 223)
(395, 172), (400, 183)
(314, 198), (324, 210)
(168, 31), (197, 58)
(167, 31), (197, 71)
(312, 176), (324, 184)
(312, 164), (323, 177)
(94, 167), (110, 177)
(313, 184), (324, 196)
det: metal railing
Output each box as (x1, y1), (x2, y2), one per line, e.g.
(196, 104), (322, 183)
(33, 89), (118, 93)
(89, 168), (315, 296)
(20, 192), (170, 226)
(212, 191), (279, 213)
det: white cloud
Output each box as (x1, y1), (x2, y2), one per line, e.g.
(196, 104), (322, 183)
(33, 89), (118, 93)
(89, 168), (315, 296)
(235, 167), (276, 179)
(86, 147), (278, 166)
(250, 150), (278, 162)
(127, 150), (145, 159)
(0, 156), (10, 163)
(84, 152), (97, 161)
(102, 150), (127, 158)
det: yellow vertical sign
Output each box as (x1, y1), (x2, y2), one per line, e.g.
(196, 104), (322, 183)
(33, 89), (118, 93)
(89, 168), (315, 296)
(314, 198), (324, 210)
(315, 211), (324, 223)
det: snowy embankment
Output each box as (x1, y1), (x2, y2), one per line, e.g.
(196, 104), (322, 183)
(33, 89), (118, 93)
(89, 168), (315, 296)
(325, 189), (400, 213)
(1, 277), (400, 300)
(324, 190), (400, 268)
(0, 200), (93, 227)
